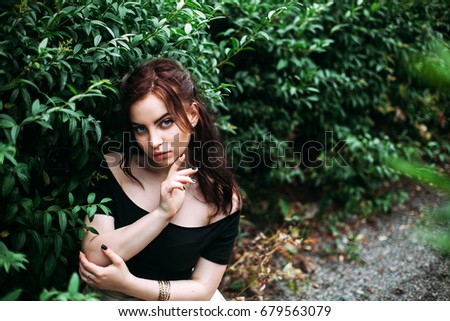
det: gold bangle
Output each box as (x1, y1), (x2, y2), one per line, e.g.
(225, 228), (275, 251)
(157, 280), (171, 301)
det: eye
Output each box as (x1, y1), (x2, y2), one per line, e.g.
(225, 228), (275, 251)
(161, 118), (174, 127)
(133, 125), (146, 134)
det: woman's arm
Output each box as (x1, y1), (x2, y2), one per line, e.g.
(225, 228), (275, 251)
(81, 207), (170, 266)
(79, 245), (227, 301)
(82, 154), (198, 266)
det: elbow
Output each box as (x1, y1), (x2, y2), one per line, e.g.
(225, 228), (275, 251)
(81, 237), (111, 267)
(194, 284), (217, 301)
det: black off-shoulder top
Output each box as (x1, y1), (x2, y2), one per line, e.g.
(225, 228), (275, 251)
(88, 166), (240, 281)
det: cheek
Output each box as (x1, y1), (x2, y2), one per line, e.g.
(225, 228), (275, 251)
(134, 135), (149, 150)
(179, 131), (191, 143)
(168, 126), (191, 143)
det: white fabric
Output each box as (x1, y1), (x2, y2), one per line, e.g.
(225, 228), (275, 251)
(210, 289), (226, 301)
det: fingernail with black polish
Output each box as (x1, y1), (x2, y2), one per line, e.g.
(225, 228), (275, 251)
(101, 244), (108, 250)
(191, 167), (198, 170)
(191, 178), (197, 183)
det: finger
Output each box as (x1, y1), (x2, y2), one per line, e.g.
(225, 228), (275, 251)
(162, 181), (185, 192)
(172, 176), (197, 185)
(168, 153), (186, 176)
(78, 267), (87, 280)
(100, 244), (124, 265)
(175, 167), (199, 177)
(79, 251), (89, 270)
(78, 264), (92, 283)
(78, 261), (88, 276)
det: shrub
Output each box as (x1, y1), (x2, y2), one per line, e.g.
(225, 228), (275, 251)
(0, 0), (235, 299)
(216, 0), (449, 223)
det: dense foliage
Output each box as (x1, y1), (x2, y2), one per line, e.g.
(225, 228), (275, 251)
(0, 0), (448, 299)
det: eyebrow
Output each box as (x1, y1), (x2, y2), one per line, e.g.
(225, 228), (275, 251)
(131, 112), (171, 126)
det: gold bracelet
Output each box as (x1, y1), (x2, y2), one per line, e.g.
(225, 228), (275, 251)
(157, 280), (171, 301)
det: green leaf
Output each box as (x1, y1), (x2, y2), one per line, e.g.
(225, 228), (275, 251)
(84, 226), (98, 235)
(176, 0), (185, 11)
(276, 59), (288, 70)
(100, 197), (112, 204)
(68, 273), (80, 295)
(44, 254), (56, 278)
(387, 158), (450, 193)
(60, 108), (81, 119)
(17, 79), (40, 91)
(0, 114), (17, 128)
(87, 192), (96, 204)
(73, 43), (82, 55)
(42, 170), (50, 185)
(184, 23), (192, 35)
(1, 173), (15, 197)
(94, 34), (102, 46)
(259, 31), (270, 41)
(98, 204), (111, 215)
(36, 120), (53, 130)
(58, 210), (67, 233)
(94, 121), (102, 143)
(30, 230), (44, 254)
(91, 20), (115, 37)
(68, 192), (74, 206)
(1, 289), (22, 301)
(10, 125), (20, 144)
(229, 279), (245, 291)
(47, 204), (61, 212)
(54, 234), (62, 257)
(43, 212), (52, 233)
(15, 232), (26, 250)
(279, 198), (290, 217)
(67, 84), (78, 95)
(87, 205), (97, 217)
(38, 38), (49, 51)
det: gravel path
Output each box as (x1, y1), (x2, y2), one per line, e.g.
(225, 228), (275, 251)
(266, 185), (450, 301)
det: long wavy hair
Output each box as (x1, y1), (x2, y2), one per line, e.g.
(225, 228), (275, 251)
(119, 57), (241, 217)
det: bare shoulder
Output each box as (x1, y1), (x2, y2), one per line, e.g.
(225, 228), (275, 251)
(208, 192), (242, 224)
(103, 152), (122, 169)
(101, 152), (128, 185)
(231, 192), (242, 214)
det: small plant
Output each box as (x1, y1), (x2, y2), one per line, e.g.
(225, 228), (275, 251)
(39, 273), (99, 301)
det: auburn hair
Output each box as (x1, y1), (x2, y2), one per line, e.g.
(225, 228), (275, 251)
(119, 57), (241, 217)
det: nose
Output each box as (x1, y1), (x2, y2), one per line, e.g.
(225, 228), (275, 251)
(149, 131), (163, 149)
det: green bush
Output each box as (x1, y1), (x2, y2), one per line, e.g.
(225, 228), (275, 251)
(216, 0), (449, 221)
(1, 0), (448, 299)
(0, 0), (233, 300)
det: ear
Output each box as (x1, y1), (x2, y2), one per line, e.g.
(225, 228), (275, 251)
(187, 102), (199, 128)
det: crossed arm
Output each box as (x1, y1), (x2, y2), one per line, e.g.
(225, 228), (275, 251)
(80, 204), (228, 301)
(79, 244), (227, 301)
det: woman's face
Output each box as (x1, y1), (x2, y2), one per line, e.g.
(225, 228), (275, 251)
(129, 94), (195, 169)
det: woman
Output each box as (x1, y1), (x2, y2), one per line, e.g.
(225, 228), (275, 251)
(78, 57), (242, 301)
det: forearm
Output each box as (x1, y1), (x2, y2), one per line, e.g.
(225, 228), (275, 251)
(122, 277), (214, 301)
(83, 207), (170, 265)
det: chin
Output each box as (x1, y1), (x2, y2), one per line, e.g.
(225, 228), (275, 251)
(146, 156), (175, 169)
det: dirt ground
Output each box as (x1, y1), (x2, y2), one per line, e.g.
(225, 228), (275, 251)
(264, 183), (450, 301)
(266, 187), (450, 301)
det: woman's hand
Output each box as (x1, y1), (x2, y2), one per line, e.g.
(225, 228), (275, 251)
(79, 245), (134, 292)
(159, 154), (198, 218)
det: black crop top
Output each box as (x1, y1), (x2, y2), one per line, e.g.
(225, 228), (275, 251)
(88, 166), (240, 281)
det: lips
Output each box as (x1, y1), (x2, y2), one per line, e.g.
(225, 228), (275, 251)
(153, 151), (170, 161)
